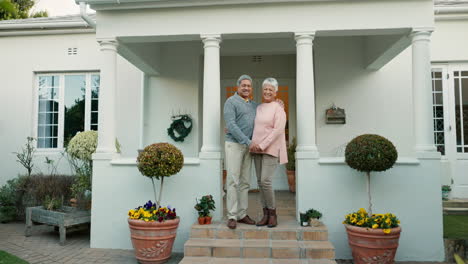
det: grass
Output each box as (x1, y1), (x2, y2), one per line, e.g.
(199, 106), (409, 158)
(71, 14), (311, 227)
(443, 215), (468, 239)
(0, 250), (29, 264)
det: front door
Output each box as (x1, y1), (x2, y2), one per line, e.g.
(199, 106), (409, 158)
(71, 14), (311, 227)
(221, 78), (295, 190)
(432, 64), (468, 198)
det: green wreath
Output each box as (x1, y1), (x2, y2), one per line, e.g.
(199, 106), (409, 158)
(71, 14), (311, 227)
(167, 114), (193, 142)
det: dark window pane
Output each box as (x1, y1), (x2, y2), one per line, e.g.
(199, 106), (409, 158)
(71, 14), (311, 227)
(437, 145), (445, 155)
(91, 112), (98, 124)
(434, 79), (442, 92)
(435, 132), (445, 144)
(52, 138), (58, 148)
(435, 106), (444, 118)
(462, 78), (468, 149)
(457, 147), (462, 152)
(64, 75), (86, 143)
(462, 71), (468, 77)
(435, 93), (443, 105)
(52, 125), (58, 137)
(91, 125), (98, 131)
(92, 100), (98, 111)
(434, 72), (442, 79)
(455, 78), (462, 147)
(455, 71), (460, 77)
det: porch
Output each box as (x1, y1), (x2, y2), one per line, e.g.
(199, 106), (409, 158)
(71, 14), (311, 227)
(83, 0), (444, 260)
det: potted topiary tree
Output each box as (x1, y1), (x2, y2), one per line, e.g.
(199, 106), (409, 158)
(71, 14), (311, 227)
(343, 134), (400, 264)
(127, 143), (184, 264)
(286, 137), (297, 193)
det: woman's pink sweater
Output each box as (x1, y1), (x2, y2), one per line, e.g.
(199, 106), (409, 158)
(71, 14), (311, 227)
(251, 101), (288, 164)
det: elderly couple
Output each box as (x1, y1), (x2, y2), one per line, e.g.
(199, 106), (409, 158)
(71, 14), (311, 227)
(224, 74), (287, 229)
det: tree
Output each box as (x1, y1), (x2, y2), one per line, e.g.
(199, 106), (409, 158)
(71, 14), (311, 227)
(0, 0), (48, 21)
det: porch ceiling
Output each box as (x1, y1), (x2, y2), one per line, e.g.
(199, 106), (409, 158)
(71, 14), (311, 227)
(118, 29), (412, 76)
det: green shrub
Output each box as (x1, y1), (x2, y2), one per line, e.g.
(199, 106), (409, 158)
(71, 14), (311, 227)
(137, 143), (184, 179)
(345, 134), (397, 173)
(137, 143), (184, 206)
(0, 206), (17, 223)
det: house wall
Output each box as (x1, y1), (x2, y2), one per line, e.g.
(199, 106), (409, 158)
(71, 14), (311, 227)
(0, 33), (141, 186)
(144, 41), (202, 157)
(432, 18), (468, 62)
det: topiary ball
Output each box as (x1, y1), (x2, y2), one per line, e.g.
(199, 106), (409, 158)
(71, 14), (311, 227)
(67, 131), (98, 162)
(345, 134), (398, 173)
(137, 143), (184, 179)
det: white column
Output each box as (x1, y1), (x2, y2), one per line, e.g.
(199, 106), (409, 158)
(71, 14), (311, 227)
(96, 39), (118, 154)
(200, 34), (222, 155)
(411, 30), (436, 153)
(295, 32), (318, 154)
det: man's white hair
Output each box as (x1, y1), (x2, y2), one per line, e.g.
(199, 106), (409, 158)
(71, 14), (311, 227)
(262, 77), (278, 92)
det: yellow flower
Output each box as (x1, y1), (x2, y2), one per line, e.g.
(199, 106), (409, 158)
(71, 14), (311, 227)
(385, 218), (391, 224)
(383, 229), (391, 234)
(372, 224), (379, 229)
(357, 220), (364, 226)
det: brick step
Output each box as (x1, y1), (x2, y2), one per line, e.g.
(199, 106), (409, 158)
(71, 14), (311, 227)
(190, 221), (328, 241)
(443, 200), (468, 208)
(184, 238), (335, 259)
(443, 207), (468, 215)
(179, 257), (337, 264)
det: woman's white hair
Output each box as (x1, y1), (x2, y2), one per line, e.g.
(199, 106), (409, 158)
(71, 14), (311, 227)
(262, 77), (278, 92)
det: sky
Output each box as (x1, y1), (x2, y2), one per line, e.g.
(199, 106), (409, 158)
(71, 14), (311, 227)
(31, 0), (94, 17)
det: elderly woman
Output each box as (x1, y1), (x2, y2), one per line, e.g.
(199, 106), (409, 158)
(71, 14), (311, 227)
(249, 77), (287, 228)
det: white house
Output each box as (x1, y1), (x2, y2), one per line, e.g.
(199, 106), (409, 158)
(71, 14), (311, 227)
(1, 0), (468, 261)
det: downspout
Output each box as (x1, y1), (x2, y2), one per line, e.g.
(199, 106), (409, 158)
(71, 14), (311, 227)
(79, 2), (96, 28)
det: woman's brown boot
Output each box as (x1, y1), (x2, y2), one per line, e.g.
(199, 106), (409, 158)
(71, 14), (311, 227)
(267, 208), (277, 228)
(256, 208), (269, 226)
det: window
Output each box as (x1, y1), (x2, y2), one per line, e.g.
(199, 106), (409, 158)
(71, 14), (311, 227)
(454, 70), (468, 153)
(36, 73), (100, 149)
(431, 70), (445, 155)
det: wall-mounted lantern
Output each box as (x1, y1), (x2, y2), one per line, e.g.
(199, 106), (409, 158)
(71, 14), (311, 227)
(325, 105), (346, 124)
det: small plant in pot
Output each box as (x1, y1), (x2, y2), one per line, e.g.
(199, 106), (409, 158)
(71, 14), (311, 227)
(344, 134), (400, 264)
(194, 195), (216, 225)
(306, 208), (323, 227)
(286, 137), (297, 193)
(127, 143), (184, 264)
(442, 185), (451, 201)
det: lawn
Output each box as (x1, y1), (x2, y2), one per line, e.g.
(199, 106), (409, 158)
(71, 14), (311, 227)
(0, 250), (29, 264)
(444, 215), (468, 239)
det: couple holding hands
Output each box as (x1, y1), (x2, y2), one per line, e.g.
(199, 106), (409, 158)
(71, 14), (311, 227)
(224, 75), (287, 230)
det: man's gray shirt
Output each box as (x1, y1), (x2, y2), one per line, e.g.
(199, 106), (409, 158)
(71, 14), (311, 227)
(224, 93), (258, 146)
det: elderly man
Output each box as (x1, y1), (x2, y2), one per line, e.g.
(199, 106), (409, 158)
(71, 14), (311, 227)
(224, 74), (257, 229)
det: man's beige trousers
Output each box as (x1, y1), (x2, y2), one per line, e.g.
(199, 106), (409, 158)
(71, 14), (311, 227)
(225, 141), (252, 220)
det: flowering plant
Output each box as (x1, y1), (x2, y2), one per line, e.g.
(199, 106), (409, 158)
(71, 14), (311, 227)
(194, 195), (215, 217)
(67, 131), (98, 162)
(128, 200), (177, 222)
(343, 208), (400, 234)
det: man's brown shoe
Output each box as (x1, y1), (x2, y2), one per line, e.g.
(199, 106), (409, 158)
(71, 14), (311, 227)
(238, 215), (256, 225)
(227, 219), (236, 229)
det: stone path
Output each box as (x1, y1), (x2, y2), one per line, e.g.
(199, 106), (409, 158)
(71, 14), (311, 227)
(0, 222), (183, 264)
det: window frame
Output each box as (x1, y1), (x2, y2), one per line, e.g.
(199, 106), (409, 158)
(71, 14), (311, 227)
(33, 72), (100, 151)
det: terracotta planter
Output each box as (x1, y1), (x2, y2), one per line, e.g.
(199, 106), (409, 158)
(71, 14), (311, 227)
(286, 170), (296, 193)
(344, 224), (401, 264)
(128, 218), (180, 264)
(197, 216), (212, 225)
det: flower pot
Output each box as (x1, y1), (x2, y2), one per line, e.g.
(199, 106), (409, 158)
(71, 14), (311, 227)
(198, 217), (206, 225)
(128, 218), (179, 264)
(309, 218), (323, 227)
(197, 216), (212, 225)
(344, 224), (401, 264)
(286, 170), (295, 193)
